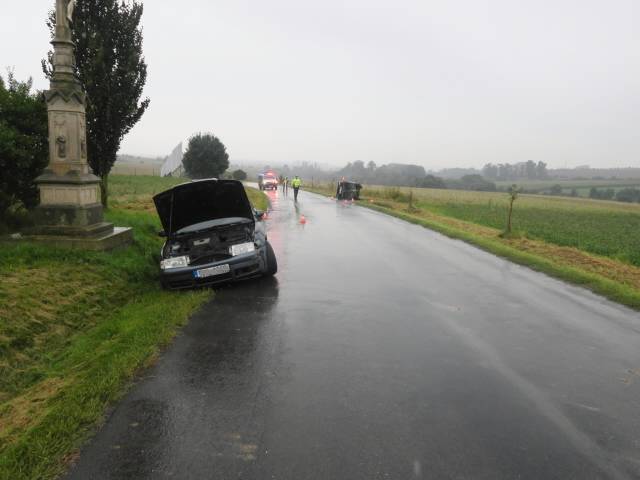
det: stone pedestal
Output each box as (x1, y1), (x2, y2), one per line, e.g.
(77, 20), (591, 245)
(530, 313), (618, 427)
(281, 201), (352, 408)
(23, 0), (132, 250)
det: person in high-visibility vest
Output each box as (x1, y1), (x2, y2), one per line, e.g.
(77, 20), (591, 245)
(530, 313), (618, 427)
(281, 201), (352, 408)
(291, 176), (302, 201)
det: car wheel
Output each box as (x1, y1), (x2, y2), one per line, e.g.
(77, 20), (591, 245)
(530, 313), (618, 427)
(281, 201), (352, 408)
(264, 241), (278, 276)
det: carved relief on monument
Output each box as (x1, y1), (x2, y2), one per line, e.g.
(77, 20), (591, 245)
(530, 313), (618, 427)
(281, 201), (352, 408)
(53, 114), (67, 161)
(56, 135), (67, 158)
(79, 117), (87, 159)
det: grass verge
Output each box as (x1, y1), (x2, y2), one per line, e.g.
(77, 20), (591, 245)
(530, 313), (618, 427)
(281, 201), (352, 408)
(245, 186), (269, 212)
(309, 186), (640, 311)
(0, 176), (268, 479)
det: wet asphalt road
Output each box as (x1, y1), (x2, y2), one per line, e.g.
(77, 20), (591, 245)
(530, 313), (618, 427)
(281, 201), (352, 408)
(66, 188), (640, 480)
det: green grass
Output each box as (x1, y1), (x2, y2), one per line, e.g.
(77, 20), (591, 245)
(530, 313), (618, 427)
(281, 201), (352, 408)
(109, 174), (185, 197)
(108, 174), (268, 212)
(245, 186), (269, 211)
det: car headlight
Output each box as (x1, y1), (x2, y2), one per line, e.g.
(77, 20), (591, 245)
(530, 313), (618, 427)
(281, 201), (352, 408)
(160, 256), (190, 270)
(229, 242), (256, 256)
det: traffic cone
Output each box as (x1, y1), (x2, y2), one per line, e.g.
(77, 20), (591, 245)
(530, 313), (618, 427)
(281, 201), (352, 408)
(299, 215), (307, 224)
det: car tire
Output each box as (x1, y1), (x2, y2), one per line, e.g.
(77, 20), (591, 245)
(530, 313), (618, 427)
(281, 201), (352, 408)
(264, 241), (278, 276)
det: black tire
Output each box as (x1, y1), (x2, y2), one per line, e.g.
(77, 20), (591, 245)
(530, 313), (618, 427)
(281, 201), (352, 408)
(264, 241), (278, 276)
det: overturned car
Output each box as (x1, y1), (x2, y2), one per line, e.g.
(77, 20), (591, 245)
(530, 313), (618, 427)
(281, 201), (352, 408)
(336, 180), (362, 200)
(153, 179), (277, 290)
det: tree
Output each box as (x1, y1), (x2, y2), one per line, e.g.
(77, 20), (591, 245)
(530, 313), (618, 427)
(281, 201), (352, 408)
(482, 163), (499, 180)
(455, 175), (497, 192)
(43, 0), (150, 206)
(232, 169), (247, 181)
(536, 161), (548, 179)
(505, 184), (520, 235)
(0, 73), (48, 222)
(525, 160), (537, 179)
(183, 133), (230, 179)
(420, 175), (446, 189)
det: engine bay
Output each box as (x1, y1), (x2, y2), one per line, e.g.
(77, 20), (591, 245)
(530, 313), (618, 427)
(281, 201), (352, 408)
(164, 223), (254, 266)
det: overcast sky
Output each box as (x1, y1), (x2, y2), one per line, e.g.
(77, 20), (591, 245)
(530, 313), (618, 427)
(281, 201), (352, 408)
(4, 0), (640, 169)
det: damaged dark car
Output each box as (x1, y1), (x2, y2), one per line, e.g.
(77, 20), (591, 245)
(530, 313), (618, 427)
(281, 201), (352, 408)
(153, 179), (277, 290)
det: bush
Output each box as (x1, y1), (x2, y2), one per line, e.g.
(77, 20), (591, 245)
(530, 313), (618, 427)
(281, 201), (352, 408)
(0, 73), (48, 225)
(549, 184), (563, 195)
(232, 169), (247, 181)
(419, 174), (446, 189)
(590, 188), (616, 200)
(615, 188), (640, 203)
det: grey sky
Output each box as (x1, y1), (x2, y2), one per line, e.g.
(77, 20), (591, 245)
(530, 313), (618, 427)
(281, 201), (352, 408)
(4, 0), (639, 169)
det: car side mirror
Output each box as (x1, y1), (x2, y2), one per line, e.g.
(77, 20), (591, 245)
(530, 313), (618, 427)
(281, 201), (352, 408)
(255, 210), (265, 221)
(158, 230), (167, 237)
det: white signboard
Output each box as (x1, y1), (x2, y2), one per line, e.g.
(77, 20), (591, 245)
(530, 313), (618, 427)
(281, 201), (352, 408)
(160, 143), (184, 177)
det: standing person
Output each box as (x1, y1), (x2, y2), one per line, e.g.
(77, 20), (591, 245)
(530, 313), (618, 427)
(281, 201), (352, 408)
(291, 175), (302, 202)
(284, 176), (289, 195)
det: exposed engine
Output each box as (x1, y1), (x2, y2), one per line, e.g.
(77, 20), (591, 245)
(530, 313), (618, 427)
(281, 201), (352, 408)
(164, 223), (254, 266)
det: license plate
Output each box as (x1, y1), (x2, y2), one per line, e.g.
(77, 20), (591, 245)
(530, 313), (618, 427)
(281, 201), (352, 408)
(194, 264), (231, 279)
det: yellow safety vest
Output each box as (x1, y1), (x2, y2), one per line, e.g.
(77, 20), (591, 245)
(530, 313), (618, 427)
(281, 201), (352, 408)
(291, 178), (302, 188)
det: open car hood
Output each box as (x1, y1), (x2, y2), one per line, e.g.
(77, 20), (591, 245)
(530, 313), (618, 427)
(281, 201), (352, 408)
(153, 179), (254, 236)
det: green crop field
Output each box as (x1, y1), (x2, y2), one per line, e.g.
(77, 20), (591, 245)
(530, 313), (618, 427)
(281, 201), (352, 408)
(354, 185), (640, 267)
(109, 175), (269, 212)
(495, 179), (640, 197)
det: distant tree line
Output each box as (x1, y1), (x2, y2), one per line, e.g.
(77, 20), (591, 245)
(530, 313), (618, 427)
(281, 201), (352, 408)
(482, 161), (548, 181)
(335, 161), (497, 191)
(271, 162), (331, 182)
(590, 187), (640, 203)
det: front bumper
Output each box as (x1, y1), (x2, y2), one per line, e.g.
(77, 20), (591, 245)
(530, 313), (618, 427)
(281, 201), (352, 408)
(160, 251), (264, 290)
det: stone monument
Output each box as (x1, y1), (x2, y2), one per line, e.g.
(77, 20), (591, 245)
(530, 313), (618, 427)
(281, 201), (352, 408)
(28, 0), (132, 249)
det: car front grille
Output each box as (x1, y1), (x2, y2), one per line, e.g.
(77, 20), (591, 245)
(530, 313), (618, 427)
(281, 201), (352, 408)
(190, 253), (233, 266)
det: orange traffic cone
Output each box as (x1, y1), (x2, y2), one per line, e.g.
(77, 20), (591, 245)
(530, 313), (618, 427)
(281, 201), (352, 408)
(299, 215), (307, 224)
